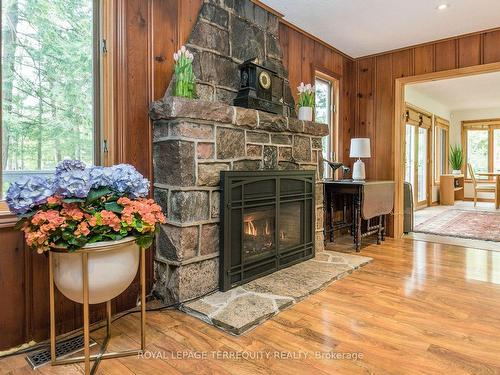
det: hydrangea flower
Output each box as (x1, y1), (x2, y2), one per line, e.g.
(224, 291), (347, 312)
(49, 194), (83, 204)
(53, 168), (91, 198)
(88, 166), (114, 189)
(110, 164), (150, 198)
(55, 159), (86, 177)
(6, 176), (54, 214)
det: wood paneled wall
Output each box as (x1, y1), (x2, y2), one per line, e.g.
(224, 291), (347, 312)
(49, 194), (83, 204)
(279, 23), (355, 163)
(354, 29), (500, 180)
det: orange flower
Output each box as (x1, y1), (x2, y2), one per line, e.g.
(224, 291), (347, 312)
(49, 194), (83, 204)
(75, 222), (90, 237)
(47, 195), (62, 205)
(101, 210), (121, 231)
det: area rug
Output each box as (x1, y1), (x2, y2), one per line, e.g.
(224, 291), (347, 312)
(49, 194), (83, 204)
(414, 209), (500, 242)
(180, 251), (372, 335)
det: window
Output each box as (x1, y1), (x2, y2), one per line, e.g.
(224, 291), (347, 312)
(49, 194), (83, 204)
(462, 119), (500, 179)
(314, 74), (337, 179)
(1, 0), (99, 197)
(434, 117), (449, 183)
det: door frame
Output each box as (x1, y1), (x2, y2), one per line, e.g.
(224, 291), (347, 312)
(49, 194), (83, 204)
(393, 62), (500, 238)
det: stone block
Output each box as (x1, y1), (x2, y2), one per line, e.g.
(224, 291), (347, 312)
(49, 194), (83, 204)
(293, 136), (311, 162)
(190, 21), (229, 55)
(200, 3), (229, 28)
(215, 87), (237, 105)
(278, 161), (299, 170)
(246, 144), (263, 158)
(234, 108), (258, 128)
(154, 140), (195, 186)
(211, 190), (220, 218)
(216, 127), (245, 159)
(271, 134), (292, 145)
(153, 120), (169, 141)
(150, 96), (234, 123)
(198, 162), (230, 186)
(303, 120), (329, 136)
(196, 83), (214, 102)
(230, 16), (265, 61)
(174, 258), (219, 302)
(311, 137), (323, 149)
(253, 4), (268, 30)
(266, 34), (282, 59)
(170, 121), (214, 139)
(258, 111), (287, 132)
(267, 13), (279, 35)
(157, 224), (198, 261)
(153, 188), (169, 214)
(263, 145), (278, 169)
(170, 191), (209, 223)
(234, 0), (254, 23)
(200, 224), (219, 255)
(246, 131), (269, 143)
(287, 118), (304, 133)
(197, 142), (215, 159)
(199, 51), (241, 90)
(312, 150), (318, 163)
(278, 146), (293, 161)
(315, 231), (325, 252)
(233, 160), (262, 170)
(316, 207), (324, 230)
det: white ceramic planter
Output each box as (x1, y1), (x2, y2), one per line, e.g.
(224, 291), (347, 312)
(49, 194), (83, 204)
(452, 169), (462, 175)
(298, 106), (313, 121)
(52, 237), (140, 304)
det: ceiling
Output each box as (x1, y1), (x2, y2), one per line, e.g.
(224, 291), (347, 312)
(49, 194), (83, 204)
(260, 0), (500, 58)
(407, 71), (500, 111)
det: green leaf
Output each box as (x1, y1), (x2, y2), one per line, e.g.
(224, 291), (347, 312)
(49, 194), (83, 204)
(62, 197), (86, 204)
(135, 235), (153, 249)
(14, 218), (28, 231)
(86, 187), (112, 204)
(104, 202), (123, 213)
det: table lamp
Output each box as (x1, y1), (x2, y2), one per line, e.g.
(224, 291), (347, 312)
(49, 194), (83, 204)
(350, 138), (371, 180)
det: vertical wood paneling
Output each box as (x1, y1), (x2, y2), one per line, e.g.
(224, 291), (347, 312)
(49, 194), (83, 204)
(458, 34), (481, 67)
(435, 39), (457, 71)
(285, 28), (302, 103)
(300, 34), (314, 83)
(483, 30), (500, 64)
(375, 54), (393, 180)
(414, 45), (434, 75)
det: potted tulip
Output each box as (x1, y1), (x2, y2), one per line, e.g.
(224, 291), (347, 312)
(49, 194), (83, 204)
(297, 82), (315, 121)
(6, 160), (166, 304)
(173, 45), (196, 99)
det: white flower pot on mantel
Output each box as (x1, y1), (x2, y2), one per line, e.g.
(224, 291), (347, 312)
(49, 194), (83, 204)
(298, 106), (313, 121)
(452, 169), (462, 175)
(52, 237), (140, 304)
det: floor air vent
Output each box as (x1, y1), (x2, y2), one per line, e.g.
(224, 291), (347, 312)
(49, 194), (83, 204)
(26, 335), (97, 369)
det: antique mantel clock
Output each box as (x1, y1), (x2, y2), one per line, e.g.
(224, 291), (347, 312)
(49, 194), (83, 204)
(233, 58), (293, 116)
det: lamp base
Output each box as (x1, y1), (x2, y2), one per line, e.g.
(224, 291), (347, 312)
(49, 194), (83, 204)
(352, 158), (366, 180)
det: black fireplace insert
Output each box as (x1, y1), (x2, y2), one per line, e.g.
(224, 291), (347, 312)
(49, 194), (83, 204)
(220, 170), (315, 291)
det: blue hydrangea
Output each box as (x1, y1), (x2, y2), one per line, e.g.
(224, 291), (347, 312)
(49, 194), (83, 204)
(53, 168), (91, 198)
(6, 176), (54, 214)
(88, 166), (114, 189)
(110, 164), (150, 198)
(55, 159), (86, 177)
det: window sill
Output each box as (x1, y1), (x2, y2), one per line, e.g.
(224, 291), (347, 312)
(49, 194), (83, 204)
(0, 202), (17, 228)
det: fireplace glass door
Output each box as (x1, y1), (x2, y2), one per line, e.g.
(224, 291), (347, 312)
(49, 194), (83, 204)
(243, 206), (276, 261)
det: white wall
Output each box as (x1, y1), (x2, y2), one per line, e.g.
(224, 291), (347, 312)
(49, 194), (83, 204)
(450, 107), (500, 200)
(404, 86), (452, 202)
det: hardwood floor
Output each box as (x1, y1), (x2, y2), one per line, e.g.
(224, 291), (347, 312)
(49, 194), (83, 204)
(2, 237), (500, 374)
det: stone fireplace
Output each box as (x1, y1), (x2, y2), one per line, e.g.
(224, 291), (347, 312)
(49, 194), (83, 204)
(149, 0), (328, 304)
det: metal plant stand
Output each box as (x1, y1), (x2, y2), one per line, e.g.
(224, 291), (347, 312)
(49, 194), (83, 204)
(48, 246), (147, 375)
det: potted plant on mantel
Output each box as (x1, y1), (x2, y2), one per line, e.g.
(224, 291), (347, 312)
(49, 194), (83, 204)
(450, 144), (464, 175)
(297, 82), (315, 121)
(6, 160), (166, 304)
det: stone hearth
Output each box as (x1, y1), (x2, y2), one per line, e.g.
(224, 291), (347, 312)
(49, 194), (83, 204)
(150, 96), (328, 303)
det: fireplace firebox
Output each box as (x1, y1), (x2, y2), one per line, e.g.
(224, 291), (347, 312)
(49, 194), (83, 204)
(220, 170), (315, 291)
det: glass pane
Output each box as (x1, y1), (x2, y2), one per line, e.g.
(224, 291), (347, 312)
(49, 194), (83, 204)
(315, 77), (332, 178)
(405, 124), (415, 190)
(243, 206), (275, 261)
(440, 129), (447, 174)
(494, 129), (500, 173)
(279, 202), (302, 249)
(418, 127), (427, 202)
(467, 130), (489, 178)
(1, 0), (95, 197)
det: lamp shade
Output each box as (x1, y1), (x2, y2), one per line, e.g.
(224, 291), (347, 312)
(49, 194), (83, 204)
(349, 138), (371, 158)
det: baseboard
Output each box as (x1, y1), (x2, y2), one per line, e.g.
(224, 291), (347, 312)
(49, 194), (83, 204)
(463, 197), (495, 203)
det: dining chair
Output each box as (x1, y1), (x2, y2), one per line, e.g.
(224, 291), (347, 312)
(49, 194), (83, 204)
(467, 163), (496, 207)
